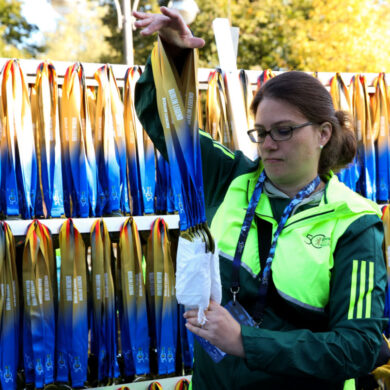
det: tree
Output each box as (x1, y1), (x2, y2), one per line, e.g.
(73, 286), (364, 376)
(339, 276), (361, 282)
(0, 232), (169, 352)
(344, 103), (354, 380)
(0, 0), (43, 58)
(100, 0), (390, 72)
(288, 0), (390, 72)
(99, 0), (160, 65)
(42, 0), (111, 63)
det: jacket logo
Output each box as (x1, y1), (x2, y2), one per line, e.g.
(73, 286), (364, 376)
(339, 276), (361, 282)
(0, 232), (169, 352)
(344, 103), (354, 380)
(305, 234), (330, 248)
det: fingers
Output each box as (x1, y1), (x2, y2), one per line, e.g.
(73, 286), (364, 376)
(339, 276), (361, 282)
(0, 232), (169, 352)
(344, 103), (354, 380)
(183, 308), (198, 320)
(208, 299), (219, 309)
(185, 321), (208, 337)
(132, 10), (149, 20)
(186, 37), (206, 49)
(160, 6), (182, 20)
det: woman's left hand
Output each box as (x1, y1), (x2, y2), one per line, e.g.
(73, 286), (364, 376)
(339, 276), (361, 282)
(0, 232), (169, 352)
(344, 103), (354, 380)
(184, 300), (245, 358)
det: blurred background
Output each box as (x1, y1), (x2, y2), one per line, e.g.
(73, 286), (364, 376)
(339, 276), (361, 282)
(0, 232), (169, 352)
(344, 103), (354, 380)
(3, 0), (390, 71)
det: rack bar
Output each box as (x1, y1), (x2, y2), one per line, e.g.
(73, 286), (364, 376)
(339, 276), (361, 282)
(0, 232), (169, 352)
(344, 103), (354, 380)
(5, 214), (179, 236)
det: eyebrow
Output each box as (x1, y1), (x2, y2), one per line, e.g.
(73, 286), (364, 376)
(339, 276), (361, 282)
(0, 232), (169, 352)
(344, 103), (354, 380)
(254, 120), (295, 128)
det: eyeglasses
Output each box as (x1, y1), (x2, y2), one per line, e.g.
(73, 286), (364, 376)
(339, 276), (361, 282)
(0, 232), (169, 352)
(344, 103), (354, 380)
(247, 121), (313, 143)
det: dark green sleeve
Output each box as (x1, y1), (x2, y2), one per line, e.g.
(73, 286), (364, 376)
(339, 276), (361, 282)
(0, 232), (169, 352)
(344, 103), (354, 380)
(134, 56), (259, 223)
(241, 214), (387, 381)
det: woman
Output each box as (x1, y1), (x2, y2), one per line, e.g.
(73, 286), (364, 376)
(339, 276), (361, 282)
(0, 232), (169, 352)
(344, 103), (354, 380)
(133, 8), (387, 389)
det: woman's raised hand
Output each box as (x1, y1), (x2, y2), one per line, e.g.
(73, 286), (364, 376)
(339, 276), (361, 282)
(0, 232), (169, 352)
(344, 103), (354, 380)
(133, 7), (205, 50)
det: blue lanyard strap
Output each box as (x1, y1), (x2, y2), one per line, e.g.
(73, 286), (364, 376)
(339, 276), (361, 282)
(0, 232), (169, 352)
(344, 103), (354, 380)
(230, 171), (320, 317)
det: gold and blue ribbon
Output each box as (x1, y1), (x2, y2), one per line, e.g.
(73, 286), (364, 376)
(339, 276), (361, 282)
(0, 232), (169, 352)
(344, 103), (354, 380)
(118, 217), (150, 376)
(371, 73), (389, 202)
(206, 69), (232, 149)
(348, 74), (376, 200)
(94, 65), (130, 215)
(151, 37), (206, 232)
(124, 66), (144, 215)
(124, 66), (156, 214)
(56, 219), (88, 387)
(239, 69), (254, 131)
(31, 61), (64, 217)
(22, 220), (56, 388)
(1, 59), (38, 218)
(329, 73), (360, 193)
(90, 219), (119, 383)
(60, 63), (97, 217)
(0, 221), (19, 389)
(146, 218), (177, 375)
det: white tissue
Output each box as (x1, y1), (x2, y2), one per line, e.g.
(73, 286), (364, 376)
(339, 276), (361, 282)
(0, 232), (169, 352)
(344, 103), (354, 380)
(175, 236), (222, 325)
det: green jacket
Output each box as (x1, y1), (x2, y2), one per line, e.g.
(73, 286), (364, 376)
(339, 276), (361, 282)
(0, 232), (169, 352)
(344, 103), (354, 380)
(135, 58), (387, 390)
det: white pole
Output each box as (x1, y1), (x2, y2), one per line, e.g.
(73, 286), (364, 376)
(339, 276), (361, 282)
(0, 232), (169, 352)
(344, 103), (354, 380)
(213, 18), (258, 161)
(122, 0), (134, 65)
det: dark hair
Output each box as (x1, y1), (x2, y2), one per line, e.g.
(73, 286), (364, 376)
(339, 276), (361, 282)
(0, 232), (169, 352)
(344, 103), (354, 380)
(250, 71), (356, 175)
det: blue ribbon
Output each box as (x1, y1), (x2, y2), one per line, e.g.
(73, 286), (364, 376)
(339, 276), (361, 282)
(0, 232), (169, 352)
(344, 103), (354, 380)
(356, 142), (376, 201)
(140, 134), (156, 214)
(179, 305), (194, 369)
(376, 141), (389, 202)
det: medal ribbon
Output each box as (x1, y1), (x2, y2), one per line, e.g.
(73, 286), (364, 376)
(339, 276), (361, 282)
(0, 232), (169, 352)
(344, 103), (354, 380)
(124, 67), (156, 214)
(146, 218), (176, 375)
(22, 221), (56, 388)
(90, 219), (119, 383)
(151, 38), (206, 231)
(124, 67), (144, 215)
(61, 63), (97, 217)
(0, 222), (19, 389)
(239, 69), (254, 131)
(329, 73), (360, 193)
(231, 172), (320, 321)
(94, 65), (129, 215)
(257, 69), (275, 89)
(32, 61), (64, 217)
(118, 217), (150, 376)
(57, 219), (88, 386)
(371, 73), (389, 202)
(178, 304), (194, 370)
(155, 150), (169, 213)
(350, 75), (376, 200)
(0, 74), (6, 215)
(206, 69), (232, 148)
(1, 59), (37, 218)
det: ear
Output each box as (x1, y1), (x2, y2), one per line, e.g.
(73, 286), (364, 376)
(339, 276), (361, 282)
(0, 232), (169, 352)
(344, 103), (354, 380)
(318, 122), (332, 148)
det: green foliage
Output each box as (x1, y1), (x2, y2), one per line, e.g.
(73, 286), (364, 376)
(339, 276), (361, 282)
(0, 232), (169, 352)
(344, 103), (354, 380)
(100, 0), (390, 72)
(42, 0), (111, 63)
(99, 0), (160, 65)
(0, 0), (43, 58)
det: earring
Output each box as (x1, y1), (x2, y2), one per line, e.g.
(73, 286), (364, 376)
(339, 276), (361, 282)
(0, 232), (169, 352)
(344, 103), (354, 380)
(319, 145), (323, 149)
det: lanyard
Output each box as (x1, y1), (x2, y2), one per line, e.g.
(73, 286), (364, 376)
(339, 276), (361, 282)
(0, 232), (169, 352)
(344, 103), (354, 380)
(230, 171), (320, 320)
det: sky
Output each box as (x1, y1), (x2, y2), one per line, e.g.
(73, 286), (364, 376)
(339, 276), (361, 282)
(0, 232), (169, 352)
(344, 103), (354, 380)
(21, 0), (61, 44)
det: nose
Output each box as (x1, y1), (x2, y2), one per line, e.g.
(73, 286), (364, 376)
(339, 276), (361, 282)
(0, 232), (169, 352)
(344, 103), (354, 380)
(261, 132), (278, 150)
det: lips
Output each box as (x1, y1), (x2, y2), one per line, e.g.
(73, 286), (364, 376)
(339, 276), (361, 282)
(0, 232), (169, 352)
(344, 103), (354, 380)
(264, 158), (283, 163)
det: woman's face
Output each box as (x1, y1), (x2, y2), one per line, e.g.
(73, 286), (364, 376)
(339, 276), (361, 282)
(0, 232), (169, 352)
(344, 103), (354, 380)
(256, 97), (330, 194)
